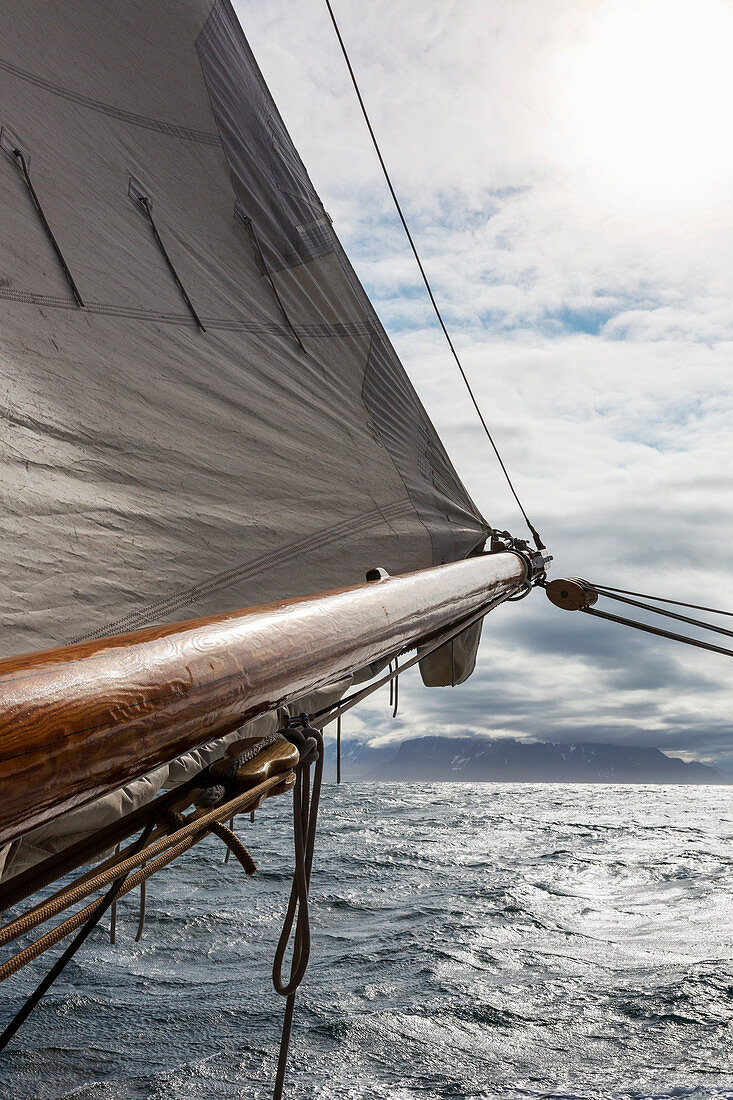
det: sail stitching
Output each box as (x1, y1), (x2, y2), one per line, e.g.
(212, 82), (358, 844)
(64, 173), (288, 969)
(0, 56), (221, 146)
(0, 285), (373, 336)
(72, 500), (413, 642)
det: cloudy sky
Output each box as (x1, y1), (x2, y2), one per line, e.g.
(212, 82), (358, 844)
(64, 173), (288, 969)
(234, 0), (733, 768)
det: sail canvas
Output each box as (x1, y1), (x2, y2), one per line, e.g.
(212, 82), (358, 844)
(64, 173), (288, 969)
(0, 0), (488, 661)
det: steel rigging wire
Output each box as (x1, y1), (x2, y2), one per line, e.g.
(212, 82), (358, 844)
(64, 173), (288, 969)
(587, 582), (733, 619)
(545, 578), (733, 659)
(324, 0), (545, 552)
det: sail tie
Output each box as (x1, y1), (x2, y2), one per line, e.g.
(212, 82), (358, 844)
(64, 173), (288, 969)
(235, 204), (306, 352)
(336, 714), (342, 784)
(6, 142), (85, 307)
(389, 658), (400, 717)
(133, 188), (206, 332)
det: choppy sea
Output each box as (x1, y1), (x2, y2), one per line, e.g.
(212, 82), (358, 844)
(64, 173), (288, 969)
(1, 782), (732, 1099)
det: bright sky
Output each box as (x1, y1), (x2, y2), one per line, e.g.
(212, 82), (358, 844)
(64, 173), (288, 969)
(234, 0), (733, 770)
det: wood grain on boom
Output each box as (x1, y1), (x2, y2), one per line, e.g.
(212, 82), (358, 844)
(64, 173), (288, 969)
(0, 552), (526, 845)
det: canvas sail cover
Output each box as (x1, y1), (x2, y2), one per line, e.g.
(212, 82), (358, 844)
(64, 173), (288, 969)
(0, 0), (488, 662)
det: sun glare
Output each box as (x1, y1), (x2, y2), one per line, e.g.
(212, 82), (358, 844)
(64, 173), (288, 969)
(560, 0), (733, 207)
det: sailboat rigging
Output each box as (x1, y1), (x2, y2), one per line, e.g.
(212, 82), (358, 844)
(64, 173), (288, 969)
(0, 0), (725, 1093)
(0, 0), (552, 1086)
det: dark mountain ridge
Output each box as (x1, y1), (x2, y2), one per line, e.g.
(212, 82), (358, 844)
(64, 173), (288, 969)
(326, 735), (723, 784)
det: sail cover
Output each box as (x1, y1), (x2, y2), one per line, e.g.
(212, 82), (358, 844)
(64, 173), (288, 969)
(0, 0), (488, 660)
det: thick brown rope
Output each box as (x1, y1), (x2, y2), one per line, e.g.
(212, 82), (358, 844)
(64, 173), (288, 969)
(0, 832), (200, 983)
(134, 878), (147, 943)
(0, 770), (212, 913)
(210, 822), (257, 875)
(0, 773), (287, 952)
(0, 773), (293, 983)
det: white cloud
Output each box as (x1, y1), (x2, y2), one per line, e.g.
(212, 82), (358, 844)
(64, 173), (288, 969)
(234, 0), (733, 766)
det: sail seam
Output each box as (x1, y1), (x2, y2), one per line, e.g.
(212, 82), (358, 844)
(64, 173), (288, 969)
(72, 500), (414, 642)
(0, 285), (375, 336)
(0, 56), (221, 146)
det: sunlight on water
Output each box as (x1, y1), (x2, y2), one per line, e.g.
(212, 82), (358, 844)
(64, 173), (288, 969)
(1, 783), (732, 1099)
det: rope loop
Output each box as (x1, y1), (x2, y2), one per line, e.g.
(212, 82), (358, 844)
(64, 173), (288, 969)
(271, 713), (324, 1099)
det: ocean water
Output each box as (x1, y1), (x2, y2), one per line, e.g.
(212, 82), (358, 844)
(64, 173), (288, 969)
(1, 783), (732, 1099)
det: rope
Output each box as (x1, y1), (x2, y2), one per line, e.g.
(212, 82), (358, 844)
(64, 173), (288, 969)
(0, 771), (284, 951)
(198, 730), (288, 807)
(336, 714), (342, 785)
(0, 817), (156, 1053)
(134, 878), (146, 943)
(109, 842), (121, 945)
(137, 194), (205, 332)
(0, 827), (199, 985)
(209, 821), (256, 875)
(272, 718), (324, 1100)
(11, 147), (85, 307)
(166, 808), (256, 875)
(0, 766), (215, 912)
(224, 815), (235, 864)
(323, 0), (544, 551)
(0, 771), (289, 988)
(0, 732), (288, 914)
(0, 731), (303, 1071)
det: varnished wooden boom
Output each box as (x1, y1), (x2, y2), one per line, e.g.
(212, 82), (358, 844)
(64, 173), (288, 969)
(0, 553), (526, 845)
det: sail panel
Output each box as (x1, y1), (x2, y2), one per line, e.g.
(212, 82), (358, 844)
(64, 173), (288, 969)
(0, 0), (487, 660)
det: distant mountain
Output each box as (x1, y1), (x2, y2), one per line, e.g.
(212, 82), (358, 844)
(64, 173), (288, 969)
(324, 735), (724, 785)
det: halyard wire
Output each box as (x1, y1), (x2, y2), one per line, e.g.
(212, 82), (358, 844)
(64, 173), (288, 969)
(324, 0), (544, 551)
